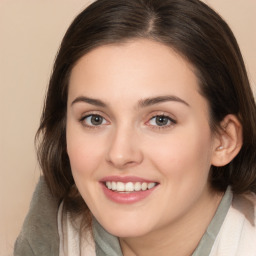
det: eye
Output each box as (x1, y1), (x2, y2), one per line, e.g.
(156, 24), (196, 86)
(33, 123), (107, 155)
(148, 115), (176, 127)
(81, 114), (108, 127)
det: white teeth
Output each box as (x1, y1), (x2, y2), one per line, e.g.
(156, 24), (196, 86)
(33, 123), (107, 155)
(106, 181), (112, 189)
(134, 182), (141, 191)
(125, 182), (134, 192)
(116, 182), (125, 192)
(111, 181), (117, 191)
(105, 181), (157, 192)
(148, 183), (155, 189)
(141, 182), (148, 191)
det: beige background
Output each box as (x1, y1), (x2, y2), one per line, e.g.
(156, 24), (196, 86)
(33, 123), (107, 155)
(0, 1), (255, 255)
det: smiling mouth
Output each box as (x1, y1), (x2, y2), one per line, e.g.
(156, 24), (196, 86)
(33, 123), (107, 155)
(104, 181), (158, 193)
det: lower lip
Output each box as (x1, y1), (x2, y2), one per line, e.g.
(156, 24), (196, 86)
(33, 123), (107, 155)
(101, 183), (157, 204)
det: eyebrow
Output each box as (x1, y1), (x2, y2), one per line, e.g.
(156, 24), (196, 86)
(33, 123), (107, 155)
(138, 95), (190, 108)
(71, 96), (107, 107)
(71, 95), (189, 108)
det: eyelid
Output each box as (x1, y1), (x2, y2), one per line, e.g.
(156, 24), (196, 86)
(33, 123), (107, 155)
(79, 111), (110, 128)
(79, 109), (109, 120)
(145, 112), (177, 129)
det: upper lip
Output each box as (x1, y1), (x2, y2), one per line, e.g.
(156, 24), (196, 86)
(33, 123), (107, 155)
(99, 175), (158, 183)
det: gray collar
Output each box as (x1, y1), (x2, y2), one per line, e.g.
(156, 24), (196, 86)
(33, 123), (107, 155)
(93, 187), (232, 256)
(93, 218), (122, 256)
(192, 187), (232, 255)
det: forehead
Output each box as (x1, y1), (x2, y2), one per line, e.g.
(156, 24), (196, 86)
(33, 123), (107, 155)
(68, 39), (203, 108)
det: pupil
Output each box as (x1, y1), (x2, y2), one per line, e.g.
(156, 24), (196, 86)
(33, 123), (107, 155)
(156, 116), (168, 126)
(91, 115), (102, 125)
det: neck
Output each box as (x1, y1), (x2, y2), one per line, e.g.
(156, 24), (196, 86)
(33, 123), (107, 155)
(119, 188), (223, 256)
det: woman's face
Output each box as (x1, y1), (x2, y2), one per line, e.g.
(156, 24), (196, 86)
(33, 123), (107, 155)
(66, 39), (220, 238)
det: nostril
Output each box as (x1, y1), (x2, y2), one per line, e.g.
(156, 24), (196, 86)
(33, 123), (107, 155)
(106, 149), (143, 169)
(106, 157), (138, 169)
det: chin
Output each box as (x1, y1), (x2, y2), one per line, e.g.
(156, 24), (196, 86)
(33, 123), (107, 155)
(99, 218), (153, 238)
(107, 227), (149, 239)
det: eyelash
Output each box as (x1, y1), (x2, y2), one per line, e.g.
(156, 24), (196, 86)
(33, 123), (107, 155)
(80, 114), (109, 129)
(79, 113), (177, 130)
(146, 114), (177, 130)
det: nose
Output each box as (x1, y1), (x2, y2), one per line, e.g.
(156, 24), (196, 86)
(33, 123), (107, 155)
(105, 125), (143, 169)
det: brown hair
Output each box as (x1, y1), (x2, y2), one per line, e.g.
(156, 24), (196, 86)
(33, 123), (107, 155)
(36, 0), (256, 214)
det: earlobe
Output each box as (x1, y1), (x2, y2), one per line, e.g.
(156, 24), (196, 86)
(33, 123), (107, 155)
(211, 114), (243, 167)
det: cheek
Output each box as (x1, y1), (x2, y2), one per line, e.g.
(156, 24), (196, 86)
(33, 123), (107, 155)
(147, 125), (213, 180)
(66, 127), (104, 178)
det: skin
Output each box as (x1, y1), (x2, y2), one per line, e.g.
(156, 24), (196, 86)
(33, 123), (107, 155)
(66, 39), (226, 255)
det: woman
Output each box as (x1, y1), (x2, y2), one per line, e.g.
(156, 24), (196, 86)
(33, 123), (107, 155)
(15, 0), (256, 255)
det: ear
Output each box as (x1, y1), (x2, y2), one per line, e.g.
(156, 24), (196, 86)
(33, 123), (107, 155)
(211, 114), (243, 167)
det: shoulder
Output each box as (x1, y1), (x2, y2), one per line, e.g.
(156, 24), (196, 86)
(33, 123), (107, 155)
(14, 176), (60, 256)
(232, 191), (256, 228)
(210, 191), (256, 256)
